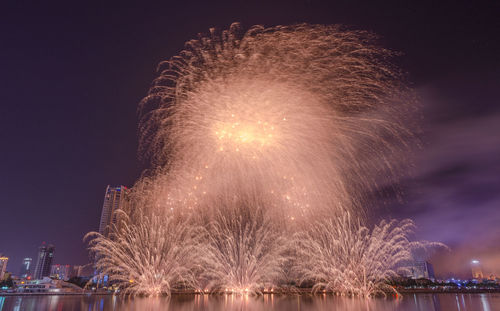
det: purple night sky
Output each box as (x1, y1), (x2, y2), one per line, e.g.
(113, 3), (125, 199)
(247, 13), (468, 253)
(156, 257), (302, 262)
(1, 1), (498, 279)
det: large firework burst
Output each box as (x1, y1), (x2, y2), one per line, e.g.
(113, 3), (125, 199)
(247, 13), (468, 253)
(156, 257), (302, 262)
(139, 23), (414, 223)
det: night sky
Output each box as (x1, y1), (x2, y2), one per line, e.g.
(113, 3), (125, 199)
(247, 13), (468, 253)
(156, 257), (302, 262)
(1, 0), (498, 278)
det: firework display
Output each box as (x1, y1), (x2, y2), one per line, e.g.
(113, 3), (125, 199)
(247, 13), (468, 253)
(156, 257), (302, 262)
(87, 23), (441, 297)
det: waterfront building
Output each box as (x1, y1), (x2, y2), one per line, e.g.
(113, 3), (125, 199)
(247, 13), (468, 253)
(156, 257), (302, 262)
(33, 243), (55, 279)
(408, 261), (435, 280)
(70, 265), (83, 278)
(15, 277), (82, 293)
(19, 257), (32, 278)
(50, 264), (71, 280)
(71, 264), (93, 278)
(96, 185), (128, 287)
(0, 256), (8, 279)
(471, 260), (484, 279)
(98, 185), (128, 237)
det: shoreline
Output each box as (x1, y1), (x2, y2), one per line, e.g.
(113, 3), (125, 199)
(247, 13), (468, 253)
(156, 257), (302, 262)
(0, 292), (101, 296)
(1, 289), (500, 297)
(398, 289), (500, 294)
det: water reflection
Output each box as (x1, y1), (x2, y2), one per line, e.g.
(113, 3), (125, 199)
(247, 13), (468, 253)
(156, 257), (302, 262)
(481, 294), (491, 311)
(0, 294), (498, 311)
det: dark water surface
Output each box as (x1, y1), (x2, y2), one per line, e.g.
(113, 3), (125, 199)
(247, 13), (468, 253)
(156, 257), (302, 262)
(0, 293), (499, 311)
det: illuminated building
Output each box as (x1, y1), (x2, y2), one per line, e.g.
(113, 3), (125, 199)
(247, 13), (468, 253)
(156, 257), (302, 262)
(0, 256), (8, 279)
(70, 264), (92, 278)
(471, 260), (484, 279)
(408, 261), (435, 280)
(98, 185), (128, 237)
(19, 257), (32, 278)
(95, 186), (128, 286)
(50, 264), (71, 280)
(70, 265), (83, 278)
(15, 277), (82, 293)
(33, 243), (55, 279)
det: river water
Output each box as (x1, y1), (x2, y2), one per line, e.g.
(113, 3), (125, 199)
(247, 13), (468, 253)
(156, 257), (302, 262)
(0, 293), (499, 311)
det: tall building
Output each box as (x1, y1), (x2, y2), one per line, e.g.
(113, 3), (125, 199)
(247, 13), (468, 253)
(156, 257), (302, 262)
(19, 257), (32, 278)
(0, 256), (8, 279)
(70, 265), (84, 278)
(72, 264), (93, 278)
(33, 243), (55, 279)
(408, 261), (435, 280)
(50, 264), (71, 280)
(471, 260), (484, 279)
(98, 185), (128, 237)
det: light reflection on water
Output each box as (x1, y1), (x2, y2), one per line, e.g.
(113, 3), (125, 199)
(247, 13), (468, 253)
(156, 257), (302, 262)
(0, 293), (499, 311)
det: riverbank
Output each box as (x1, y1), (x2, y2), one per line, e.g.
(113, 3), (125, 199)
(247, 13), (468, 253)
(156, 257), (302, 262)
(0, 292), (95, 296)
(2, 288), (500, 297)
(398, 288), (500, 294)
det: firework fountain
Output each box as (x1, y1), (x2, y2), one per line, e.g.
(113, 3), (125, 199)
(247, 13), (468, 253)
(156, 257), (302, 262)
(86, 212), (204, 296)
(200, 206), (287, 294)
(293, 212), (443, 297)
(87, 23), (442, 297)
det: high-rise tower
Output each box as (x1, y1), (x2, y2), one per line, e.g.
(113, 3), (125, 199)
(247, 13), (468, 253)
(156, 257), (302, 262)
(98, 185), (128, 237)
(33, 243), (55, 279)
(471, 259), (484, 279)
(19, 257), (32, 278)
(0, 256), (8, 279)
(408, 261), (436, 280)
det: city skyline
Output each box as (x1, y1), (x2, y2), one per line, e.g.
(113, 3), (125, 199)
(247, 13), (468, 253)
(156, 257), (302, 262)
(1, 187), (498, 280)
(1, 1), (499, 279)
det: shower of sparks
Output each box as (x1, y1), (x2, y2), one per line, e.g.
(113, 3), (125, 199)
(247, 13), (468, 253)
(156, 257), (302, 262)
(86, 212), (204, 296)
(87, 23), (443, 297)
(293, 212), (446, 297)
(200, 206), (286, 295)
